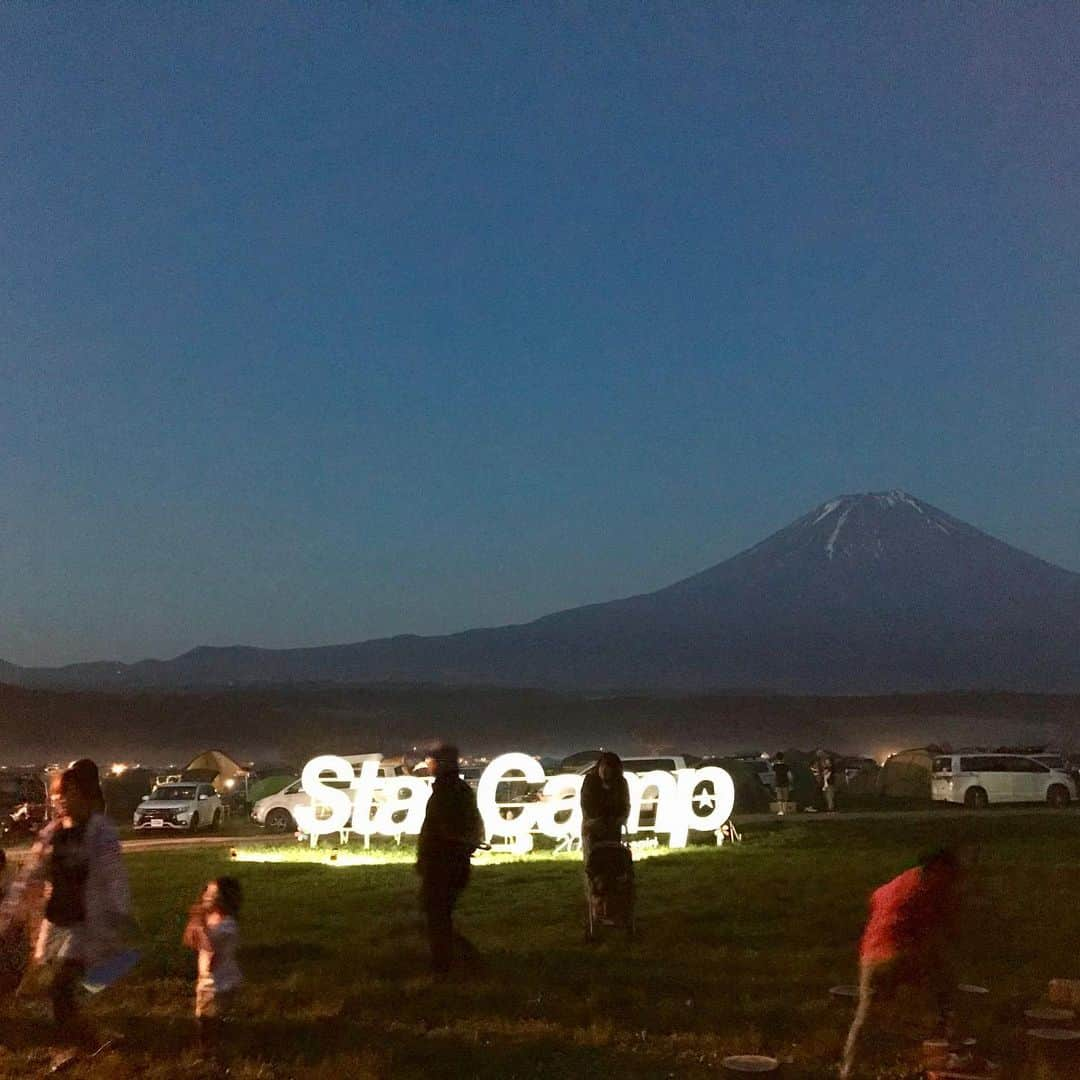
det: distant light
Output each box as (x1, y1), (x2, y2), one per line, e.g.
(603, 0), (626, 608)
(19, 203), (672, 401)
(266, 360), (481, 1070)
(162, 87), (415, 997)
(110, 763), (128, 776)
(224, 778), (236, 789)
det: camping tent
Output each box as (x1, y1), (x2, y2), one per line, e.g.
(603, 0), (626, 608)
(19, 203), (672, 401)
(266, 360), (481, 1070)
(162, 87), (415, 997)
(246, 771), (296, 804)
(879, 748), (939, 799)
(185, 749), (246, 794)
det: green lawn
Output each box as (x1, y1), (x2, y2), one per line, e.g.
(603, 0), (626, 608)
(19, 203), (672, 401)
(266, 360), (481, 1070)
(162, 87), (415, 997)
(3, 814), (1079, 1078)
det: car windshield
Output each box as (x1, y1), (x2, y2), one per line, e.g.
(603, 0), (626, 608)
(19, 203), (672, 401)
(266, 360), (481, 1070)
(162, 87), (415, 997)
(148, 785), (197, 801)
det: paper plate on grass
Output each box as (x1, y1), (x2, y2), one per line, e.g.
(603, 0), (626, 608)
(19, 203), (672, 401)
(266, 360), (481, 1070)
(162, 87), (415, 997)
(82, 949), (140, 994)
(958, 983), (989, 995)
(721, 1055), (779, 1073)
(829, 984), (859, 998)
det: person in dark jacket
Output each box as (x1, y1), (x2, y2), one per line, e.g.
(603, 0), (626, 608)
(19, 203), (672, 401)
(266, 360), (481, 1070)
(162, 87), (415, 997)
(416, 744), (484, 976)
(580, 752), (630, 859)
(772, 753), (791, 814)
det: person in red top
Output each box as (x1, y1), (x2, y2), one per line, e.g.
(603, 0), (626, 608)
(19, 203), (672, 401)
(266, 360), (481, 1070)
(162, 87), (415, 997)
(840, 848), (962, 1078)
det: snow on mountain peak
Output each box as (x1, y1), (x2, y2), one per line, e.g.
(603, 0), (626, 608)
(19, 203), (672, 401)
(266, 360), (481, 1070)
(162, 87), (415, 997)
(824, 505), (853, 559)
(805, 491), (956, 560)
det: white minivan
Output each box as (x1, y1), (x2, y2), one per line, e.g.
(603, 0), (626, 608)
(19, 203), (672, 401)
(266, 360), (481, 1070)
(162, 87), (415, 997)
(250, 755), (408, 833)
(931, 753), (1077, 809)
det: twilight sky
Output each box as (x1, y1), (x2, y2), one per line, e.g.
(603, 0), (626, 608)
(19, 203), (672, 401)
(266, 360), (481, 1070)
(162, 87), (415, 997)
(2, 4), (1078, 666)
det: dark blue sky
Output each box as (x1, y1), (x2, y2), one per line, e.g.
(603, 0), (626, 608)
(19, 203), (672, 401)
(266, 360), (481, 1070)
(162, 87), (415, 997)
(2, 5), (1078, 665)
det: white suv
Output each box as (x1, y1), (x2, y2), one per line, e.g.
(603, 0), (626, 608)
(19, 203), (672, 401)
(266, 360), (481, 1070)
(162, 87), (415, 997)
(931, 753), (1077, 809)
(134, 782), (223, 831)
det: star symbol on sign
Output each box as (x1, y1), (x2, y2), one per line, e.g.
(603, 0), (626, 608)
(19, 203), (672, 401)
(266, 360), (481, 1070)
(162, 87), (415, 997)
(693, 785), (716, 811)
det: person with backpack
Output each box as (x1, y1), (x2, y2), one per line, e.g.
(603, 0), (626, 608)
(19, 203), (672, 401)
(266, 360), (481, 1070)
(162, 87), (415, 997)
(416, 744), (484, 976)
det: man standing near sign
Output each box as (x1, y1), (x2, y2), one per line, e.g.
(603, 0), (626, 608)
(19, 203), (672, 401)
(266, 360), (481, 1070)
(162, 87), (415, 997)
(416, 744), (484, 977)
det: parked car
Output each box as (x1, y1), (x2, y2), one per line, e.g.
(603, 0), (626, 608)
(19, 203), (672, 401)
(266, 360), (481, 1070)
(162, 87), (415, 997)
(251, 756), (407, 833)
(133, 782), (223, 832)
(573, 755), (699, 776)
(0, 774), (48, 838)
(931, 753), (1077, 809)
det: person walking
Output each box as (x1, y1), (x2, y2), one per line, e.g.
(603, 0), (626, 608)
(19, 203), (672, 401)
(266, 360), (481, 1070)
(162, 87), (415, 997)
(840, 848), (963, 1078)
(0, 759), (131, 1062)
(771, 753), (791, 815)
(580, 752), (630, 861)
(416, 745), (484, 977)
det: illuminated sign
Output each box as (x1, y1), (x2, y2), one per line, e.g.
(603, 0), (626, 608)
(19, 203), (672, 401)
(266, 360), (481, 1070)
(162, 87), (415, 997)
(297, 754), (735, 851)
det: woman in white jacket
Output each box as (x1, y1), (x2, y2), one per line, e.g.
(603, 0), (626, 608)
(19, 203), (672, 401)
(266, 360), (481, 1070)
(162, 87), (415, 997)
(0, 759), (130, 1048)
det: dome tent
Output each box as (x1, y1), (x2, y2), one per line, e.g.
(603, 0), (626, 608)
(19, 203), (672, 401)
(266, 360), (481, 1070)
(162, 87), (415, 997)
(246, 767), (297, 804)
(879, 747), (940, 799)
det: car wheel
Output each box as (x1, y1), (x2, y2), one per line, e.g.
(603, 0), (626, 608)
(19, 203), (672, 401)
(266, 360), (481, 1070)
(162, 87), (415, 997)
(211, 809), (222, 831)
(1048, 785), (1070, 809)
(964, 787), (988, 810)
(265, 808), (295, 833)
(188, 812), (200, 833)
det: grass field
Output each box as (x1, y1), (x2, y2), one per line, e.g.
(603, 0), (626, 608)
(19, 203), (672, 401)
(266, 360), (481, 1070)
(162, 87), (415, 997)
(3, 813), (1079, 1078)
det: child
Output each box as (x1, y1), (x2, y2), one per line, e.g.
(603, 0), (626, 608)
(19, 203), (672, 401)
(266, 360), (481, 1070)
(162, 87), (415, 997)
(183, 876), (242, 1054)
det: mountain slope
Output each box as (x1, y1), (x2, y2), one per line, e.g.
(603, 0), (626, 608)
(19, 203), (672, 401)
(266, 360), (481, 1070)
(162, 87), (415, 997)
(5, 491), (1080, 692)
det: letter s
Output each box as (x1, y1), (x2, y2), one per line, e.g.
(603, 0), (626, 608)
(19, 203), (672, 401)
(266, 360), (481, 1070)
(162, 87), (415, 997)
(296, 755), (354, 837)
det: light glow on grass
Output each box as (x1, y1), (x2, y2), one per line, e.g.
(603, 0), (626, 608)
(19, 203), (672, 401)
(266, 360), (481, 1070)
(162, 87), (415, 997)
(228, 838), (685, 867)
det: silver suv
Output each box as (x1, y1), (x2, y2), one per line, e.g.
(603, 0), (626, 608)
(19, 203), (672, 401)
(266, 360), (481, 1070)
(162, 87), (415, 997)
(134, 782), (223, 831)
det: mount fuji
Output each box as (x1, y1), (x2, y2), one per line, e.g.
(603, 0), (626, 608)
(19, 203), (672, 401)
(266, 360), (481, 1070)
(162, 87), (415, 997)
(4, 491), (1080, 693)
